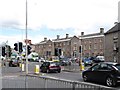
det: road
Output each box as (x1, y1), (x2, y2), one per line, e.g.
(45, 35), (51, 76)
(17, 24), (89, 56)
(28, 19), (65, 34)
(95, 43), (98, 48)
(1, 62), (120, 89)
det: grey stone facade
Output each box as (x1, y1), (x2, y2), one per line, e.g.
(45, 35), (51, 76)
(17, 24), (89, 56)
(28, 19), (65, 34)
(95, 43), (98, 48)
(34, 29), (105, 59)
(104, 23), (120, 63)
(79, 28), (104, 58)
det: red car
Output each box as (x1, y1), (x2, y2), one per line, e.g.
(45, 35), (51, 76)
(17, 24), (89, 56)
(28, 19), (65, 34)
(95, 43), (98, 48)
(40, 61), (61, 73)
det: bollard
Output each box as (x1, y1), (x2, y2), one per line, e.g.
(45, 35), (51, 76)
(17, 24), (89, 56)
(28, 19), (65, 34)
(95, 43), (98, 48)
(22, 64), (25, 72)
(19, 63), (22, 68)
(80, 60), (84, 71)
(35, 65), (39, 74)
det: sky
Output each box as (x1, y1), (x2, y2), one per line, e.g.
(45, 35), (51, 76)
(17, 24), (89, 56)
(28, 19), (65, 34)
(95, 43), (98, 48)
(0, 0), (120, 48)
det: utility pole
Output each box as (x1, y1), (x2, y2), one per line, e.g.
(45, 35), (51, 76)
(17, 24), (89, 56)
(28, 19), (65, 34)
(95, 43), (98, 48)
(26, 0), (28, 74)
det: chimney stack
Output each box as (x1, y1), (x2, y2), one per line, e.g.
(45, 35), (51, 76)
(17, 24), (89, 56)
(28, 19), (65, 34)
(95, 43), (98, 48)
(44, 37), (47, 41)
(100, 28), (104, 33)
(81, 32), (84, 36)
(66, 34), (69, 38)
(57, 35), (60, 39)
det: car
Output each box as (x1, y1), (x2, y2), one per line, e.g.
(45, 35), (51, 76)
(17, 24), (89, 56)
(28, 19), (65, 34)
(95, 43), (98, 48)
(83, 58), (93, 66)
(9, 59), (20, 67)
(82, 62), (120, 87)
(40, 61), (61, 73)
(93, 56), (105, 63)
(60, 58), (72, 66)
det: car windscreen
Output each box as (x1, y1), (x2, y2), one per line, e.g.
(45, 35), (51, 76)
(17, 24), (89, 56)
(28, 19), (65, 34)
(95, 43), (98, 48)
(115, 64), (120, 70)
(50, 62), (60, 66)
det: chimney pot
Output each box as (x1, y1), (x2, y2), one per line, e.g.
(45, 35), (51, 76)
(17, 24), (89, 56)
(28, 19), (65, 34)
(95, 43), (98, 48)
(81, 32), (84, 36)
(66, 34), (69, 38)
(100, 28), (104, 33)
(44, 37), (47, 41)
(57, 35), (60, 39)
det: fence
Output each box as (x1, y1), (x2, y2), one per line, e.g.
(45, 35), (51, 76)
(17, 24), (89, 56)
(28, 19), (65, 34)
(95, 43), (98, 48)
(2, 75), (116, 90)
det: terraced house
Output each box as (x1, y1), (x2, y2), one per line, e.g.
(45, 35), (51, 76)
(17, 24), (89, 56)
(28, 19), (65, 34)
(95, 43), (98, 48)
(34, 34), (80, 59)
(79, 28), (105, 58)
(34, 28), (105, 59)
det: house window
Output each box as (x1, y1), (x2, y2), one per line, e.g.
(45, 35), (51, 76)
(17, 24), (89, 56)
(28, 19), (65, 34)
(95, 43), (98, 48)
(64, 42), (66, 45)
(100, 39), (102, 42)
(94, 44), (97, 49)
(84, 45), (86, 50)
(100, 44), (102, 49)
(89, 45), (92, 50)
(67, 42), (70, 45)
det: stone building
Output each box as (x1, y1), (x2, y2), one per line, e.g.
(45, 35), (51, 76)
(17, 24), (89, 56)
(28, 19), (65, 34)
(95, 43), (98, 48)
(79, 28), (104, 58)
(35, 34), (80, 59)
(53, 34), (80, 58)
(104, 23), (120, 63)
(35, 38), (54, 59)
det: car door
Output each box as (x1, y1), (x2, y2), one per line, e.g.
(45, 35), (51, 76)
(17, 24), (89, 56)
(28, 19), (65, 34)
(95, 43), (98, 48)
(94, 63), (111, 82)
(96, 63), (114, 83)
(88, 64), (101, 81)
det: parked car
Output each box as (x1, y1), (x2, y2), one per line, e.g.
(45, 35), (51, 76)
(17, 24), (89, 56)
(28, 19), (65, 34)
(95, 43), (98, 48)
(40, 61), (61, 73)
(82, 62), (120, 87)
(9, 59), (20, 67)
(93, 56), (105, 63)
(60, 58), (72, 66)
(83, 58), (93, 66)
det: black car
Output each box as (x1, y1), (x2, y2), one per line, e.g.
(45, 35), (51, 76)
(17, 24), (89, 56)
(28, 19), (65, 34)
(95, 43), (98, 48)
(40, 61), (61, 73)
(82, 62), (120, 87)
(9, 59), (20, 67)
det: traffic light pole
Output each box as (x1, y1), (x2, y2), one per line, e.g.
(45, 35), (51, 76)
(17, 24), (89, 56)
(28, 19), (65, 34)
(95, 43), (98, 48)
(25, 0), (28, 75)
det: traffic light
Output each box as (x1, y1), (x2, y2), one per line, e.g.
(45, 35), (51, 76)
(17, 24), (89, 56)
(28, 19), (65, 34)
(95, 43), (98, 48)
(2, 47), (6, 57)
(19, 42), (23, 53)
(79, 46), (82, 53)
(7, 45), (11, 57)
(55, 48), (58, 56)
(54, 48), (61, 56)
(27, 45), (31, 55)
(14, 43), (18, 51)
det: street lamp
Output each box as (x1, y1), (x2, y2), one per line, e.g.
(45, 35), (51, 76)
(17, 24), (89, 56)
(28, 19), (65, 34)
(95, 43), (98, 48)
(25, 0), (28, 74)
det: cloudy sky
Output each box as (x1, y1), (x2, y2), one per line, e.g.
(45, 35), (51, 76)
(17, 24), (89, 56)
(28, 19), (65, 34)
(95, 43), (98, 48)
(0, 0), (120, 47)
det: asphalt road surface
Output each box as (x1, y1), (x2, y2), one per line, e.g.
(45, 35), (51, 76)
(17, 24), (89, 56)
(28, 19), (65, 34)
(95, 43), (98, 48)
(1, 62), (120, 89)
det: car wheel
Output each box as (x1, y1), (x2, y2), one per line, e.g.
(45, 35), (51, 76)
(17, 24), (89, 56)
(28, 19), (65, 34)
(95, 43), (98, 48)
(106, 77), (116, 87)
(9, 63), (12, 67)
(83, 74), (88, 82)
(58, 70), (61, 73)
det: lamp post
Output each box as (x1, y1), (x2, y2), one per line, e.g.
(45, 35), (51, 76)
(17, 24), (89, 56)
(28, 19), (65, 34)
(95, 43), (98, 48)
(25, 0), (28, 74)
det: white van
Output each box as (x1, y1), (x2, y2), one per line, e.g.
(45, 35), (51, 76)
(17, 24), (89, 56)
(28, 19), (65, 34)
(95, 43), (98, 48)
(96, 56), (105, 62)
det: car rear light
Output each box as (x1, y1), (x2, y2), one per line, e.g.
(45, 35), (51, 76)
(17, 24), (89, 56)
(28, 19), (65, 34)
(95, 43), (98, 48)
(49, 66), (59, 68)
(49, 66), (54, 68)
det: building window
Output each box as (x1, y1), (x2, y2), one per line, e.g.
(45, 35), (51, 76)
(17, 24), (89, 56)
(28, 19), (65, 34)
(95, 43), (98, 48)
(100, 39), (102, 42)
(64, 42), (66, 45)
(89, 45), (92, 50)
(89, 40), (91, 43)
(67, 42), (70, 45)
(94, 44), (97, 49)
(59, 43), (62, 46)
(49, 44), (51, 47)
(100, 44), (102, 49)
(84, 45), (86, 50)
(94, 39), (96, 43)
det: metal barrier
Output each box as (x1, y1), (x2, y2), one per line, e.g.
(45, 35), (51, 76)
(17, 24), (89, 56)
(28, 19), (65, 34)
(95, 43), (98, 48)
(2, 75), (116, 89)
(63, 62), (80, 72)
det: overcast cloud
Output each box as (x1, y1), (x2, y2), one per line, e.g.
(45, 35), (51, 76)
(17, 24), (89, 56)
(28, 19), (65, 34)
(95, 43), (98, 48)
(0, 0), (120, 46)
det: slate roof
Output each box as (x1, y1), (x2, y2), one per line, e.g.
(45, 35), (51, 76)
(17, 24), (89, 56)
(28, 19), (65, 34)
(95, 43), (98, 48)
(105, 23), (120, 35)
(80, 32), (104, 38)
